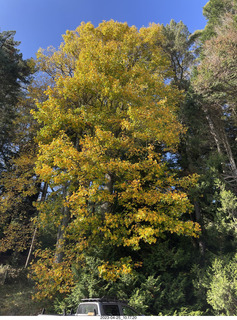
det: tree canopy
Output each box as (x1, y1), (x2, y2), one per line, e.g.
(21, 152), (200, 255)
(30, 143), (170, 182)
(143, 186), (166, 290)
(1, 2), (237, 316)
(30, 20), (200, 299)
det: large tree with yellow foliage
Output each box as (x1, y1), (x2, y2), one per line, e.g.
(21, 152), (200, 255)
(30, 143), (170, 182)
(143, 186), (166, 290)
(31, 20), (200, 299)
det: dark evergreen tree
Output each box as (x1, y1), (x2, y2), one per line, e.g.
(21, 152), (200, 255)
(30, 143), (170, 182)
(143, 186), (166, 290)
(0, 30), (32, 174)
(0, 31), (41, 265)
(188, 1), (237, 314)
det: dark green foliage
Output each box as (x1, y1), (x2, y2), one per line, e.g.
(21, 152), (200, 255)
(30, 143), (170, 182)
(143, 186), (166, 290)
(54, 238), (206, 316)
(0, 31), (33, 172)
(135, 238), (204, 315)
(0, 31), (39, 262)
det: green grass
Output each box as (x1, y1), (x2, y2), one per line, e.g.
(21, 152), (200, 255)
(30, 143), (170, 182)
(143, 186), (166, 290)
(0, 265), (53, 315)
(0, 282), (41, 315)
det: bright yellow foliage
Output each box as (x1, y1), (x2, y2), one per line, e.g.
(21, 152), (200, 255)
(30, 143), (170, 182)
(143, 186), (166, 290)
(31, 20), (200, 298)
(31, 249), (74, 300)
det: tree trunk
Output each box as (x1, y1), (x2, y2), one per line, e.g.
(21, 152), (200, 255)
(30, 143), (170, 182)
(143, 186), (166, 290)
(100, 173), (113, 217)
(24, 226), (37, 268)
(194, 201), (206, 262)
(24, 182), (48, 268)
(221, 127), (237, 177)
(54, 136), (80, 263)
(203, 105), (222, 154)
(54, 185), (70, 264)
(203, 104), (237, 180)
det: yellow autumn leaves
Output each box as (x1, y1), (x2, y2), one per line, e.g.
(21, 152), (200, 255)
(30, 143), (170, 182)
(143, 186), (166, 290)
(31, 20), (200, 297)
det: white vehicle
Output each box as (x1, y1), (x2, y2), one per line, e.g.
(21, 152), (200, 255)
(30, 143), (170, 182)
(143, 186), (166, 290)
(75, 298), (139, 316)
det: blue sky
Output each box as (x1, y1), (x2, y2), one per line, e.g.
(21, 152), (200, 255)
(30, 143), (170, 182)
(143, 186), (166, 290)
(0, 0), (208, 60)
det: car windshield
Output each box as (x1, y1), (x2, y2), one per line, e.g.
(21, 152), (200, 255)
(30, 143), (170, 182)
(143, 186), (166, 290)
(103, 304), (120, 315)
(77, 303), (98, 315)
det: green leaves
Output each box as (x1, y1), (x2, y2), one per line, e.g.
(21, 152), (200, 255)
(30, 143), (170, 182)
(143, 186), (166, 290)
(204, 255), (237, 315)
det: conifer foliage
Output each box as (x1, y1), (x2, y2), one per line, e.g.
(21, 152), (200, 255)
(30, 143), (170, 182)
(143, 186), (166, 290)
(0, 30), (32, 172)
(0, 31), (38, 260)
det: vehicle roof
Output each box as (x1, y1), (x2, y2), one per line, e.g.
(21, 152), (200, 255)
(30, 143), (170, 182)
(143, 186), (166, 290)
(81, 298), (128, 304)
